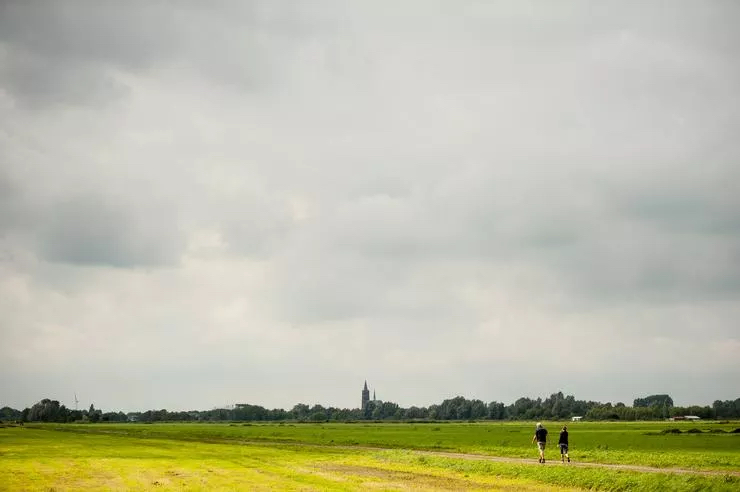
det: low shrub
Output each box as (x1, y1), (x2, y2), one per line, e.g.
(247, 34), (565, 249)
(661, 428), (682, 434)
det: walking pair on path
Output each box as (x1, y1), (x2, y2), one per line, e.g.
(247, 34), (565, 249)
(531, 423), (570, 463)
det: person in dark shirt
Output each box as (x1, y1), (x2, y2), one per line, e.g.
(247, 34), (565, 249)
(559, 425), (570, 463)
(531, 422), (548, 463)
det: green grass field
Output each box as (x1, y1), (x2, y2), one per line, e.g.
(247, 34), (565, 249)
(1, 421), (738, 491)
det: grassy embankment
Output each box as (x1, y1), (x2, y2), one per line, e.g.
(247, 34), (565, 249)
(1, 421), (738, 491)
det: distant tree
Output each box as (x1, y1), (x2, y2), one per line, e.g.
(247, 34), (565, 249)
(633, 395), (673, 408)
(508, 397), (537, 419)
(404, 406), (428, 419)
(487, 401), (505, 420)
(14, 391), (738, 424)
(88, 404), (102, 423)
(469, 399), (487, 420)
(267, 408), (289, 421)
(28, 399), (65, 422)
(670, 405), (714, 419)
(291, 403), (310, 421)
(363, 400), (380, 420)
(379, 401), (400, 420)
(713, 399), (740, 419)
(101, 411), (128, 422)
(0, 406), (21, 421)
(309, 404), (327, 420)
(544, 392), (567, 419)
(234, 404), (268, 421)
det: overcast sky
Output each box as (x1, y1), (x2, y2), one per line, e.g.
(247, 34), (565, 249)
(1, 1), (738, 412)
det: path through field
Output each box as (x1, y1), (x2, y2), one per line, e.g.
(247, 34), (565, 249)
(243, 441), (740, 478)
(423, 449), (740, 477)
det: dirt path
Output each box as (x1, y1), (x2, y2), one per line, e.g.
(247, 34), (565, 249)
(415, 449), (740, 477)
(253, 441), (740, 478)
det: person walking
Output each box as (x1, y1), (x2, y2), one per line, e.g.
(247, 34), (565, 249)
(532, 422), (548, 463)
(559, 425), (570, 463)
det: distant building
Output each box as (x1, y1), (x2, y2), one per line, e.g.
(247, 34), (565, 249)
(362, 381), (370, 409)
(572, 416), (583, 422)
(669, 415), (701, 421)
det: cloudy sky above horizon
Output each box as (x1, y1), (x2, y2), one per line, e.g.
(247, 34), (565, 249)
(1, 1), (738, 412)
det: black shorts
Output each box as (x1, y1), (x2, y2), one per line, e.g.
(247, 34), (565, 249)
(559, 444), (568, 454)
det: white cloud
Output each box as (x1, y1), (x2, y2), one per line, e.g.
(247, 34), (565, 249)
(0, 1), (738, 411)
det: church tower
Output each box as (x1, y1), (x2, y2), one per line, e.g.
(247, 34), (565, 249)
(362, 380), (370, 409)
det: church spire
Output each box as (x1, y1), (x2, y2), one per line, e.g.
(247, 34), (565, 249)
(361, 380), (370, 409)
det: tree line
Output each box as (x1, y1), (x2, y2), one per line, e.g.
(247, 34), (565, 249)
(3, 392), (739, 423)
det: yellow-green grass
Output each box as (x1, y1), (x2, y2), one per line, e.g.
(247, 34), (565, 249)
(0, 426), (573, 491)
(31, 420), (740, 471)
(1, 423), (739, 491)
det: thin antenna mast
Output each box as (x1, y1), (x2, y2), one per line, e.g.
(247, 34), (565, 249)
(74, 392), (79, 411)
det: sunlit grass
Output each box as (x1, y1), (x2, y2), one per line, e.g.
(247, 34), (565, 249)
(32, 420), (740, 470)
(0, 427), (569, 491)
(1, 421), (738, 490)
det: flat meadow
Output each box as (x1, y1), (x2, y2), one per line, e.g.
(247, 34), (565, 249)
(1, 420), (738, 491)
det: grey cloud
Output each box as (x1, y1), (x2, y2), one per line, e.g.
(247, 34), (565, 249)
(0, 1), (180, 106)
(0, 172), (24, 231)
(39, 194), (183, 268)
(0, 49), (130, 108)
(264, 146), (740, 324)
(1, 1), (739, 410)
(0, 161), (185, 267)
(0, 1), (344, 106)
(216, 200), (295, 258)
(0, 2), (180, 67)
